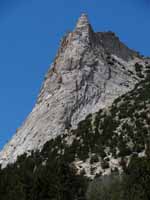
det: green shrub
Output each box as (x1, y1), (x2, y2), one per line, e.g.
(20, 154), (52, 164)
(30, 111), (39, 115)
(86, 174), (122, 200)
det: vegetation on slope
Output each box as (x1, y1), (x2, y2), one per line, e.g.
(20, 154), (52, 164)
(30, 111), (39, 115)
(0, 75), (150, 199)
(87, 157), (150, 200)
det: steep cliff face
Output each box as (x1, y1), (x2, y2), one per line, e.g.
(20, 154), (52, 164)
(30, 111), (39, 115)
(0, 14), (147, 167)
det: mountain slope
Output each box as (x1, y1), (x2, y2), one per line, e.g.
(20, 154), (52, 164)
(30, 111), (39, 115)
(58, 74), (150, 177)
(0, 74), (150, 200)
(0, 14), (148, 167)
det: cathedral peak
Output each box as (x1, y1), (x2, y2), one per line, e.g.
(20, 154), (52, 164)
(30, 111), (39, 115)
(0, 14), (144, 168)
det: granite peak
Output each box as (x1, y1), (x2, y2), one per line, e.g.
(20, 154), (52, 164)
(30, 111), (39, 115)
(0, 15), (145, 168)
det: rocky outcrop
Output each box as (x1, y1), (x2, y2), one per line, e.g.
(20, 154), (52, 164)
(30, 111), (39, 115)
(0, 14), (146, 167)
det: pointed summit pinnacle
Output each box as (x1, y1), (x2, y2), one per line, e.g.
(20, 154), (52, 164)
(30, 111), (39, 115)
(76, 13), (90, 29)
(73, 13), (94, 45)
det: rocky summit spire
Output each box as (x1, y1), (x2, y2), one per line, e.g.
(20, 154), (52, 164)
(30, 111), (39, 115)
(73, 13), (94, 45)
(75, 13), (90, 29)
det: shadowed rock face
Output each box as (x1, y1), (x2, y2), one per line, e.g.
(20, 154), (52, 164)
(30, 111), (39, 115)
(0, 14), (145, 167)
(95, 31), (140, 61)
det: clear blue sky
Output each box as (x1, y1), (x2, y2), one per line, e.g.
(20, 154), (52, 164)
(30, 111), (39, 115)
(0, 0), (150, 149)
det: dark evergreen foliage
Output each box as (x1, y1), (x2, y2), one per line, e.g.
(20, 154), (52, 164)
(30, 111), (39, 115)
(87, 157), (150, 200)
(0, 140), (88, 200)
(0, 75), (150, 199)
